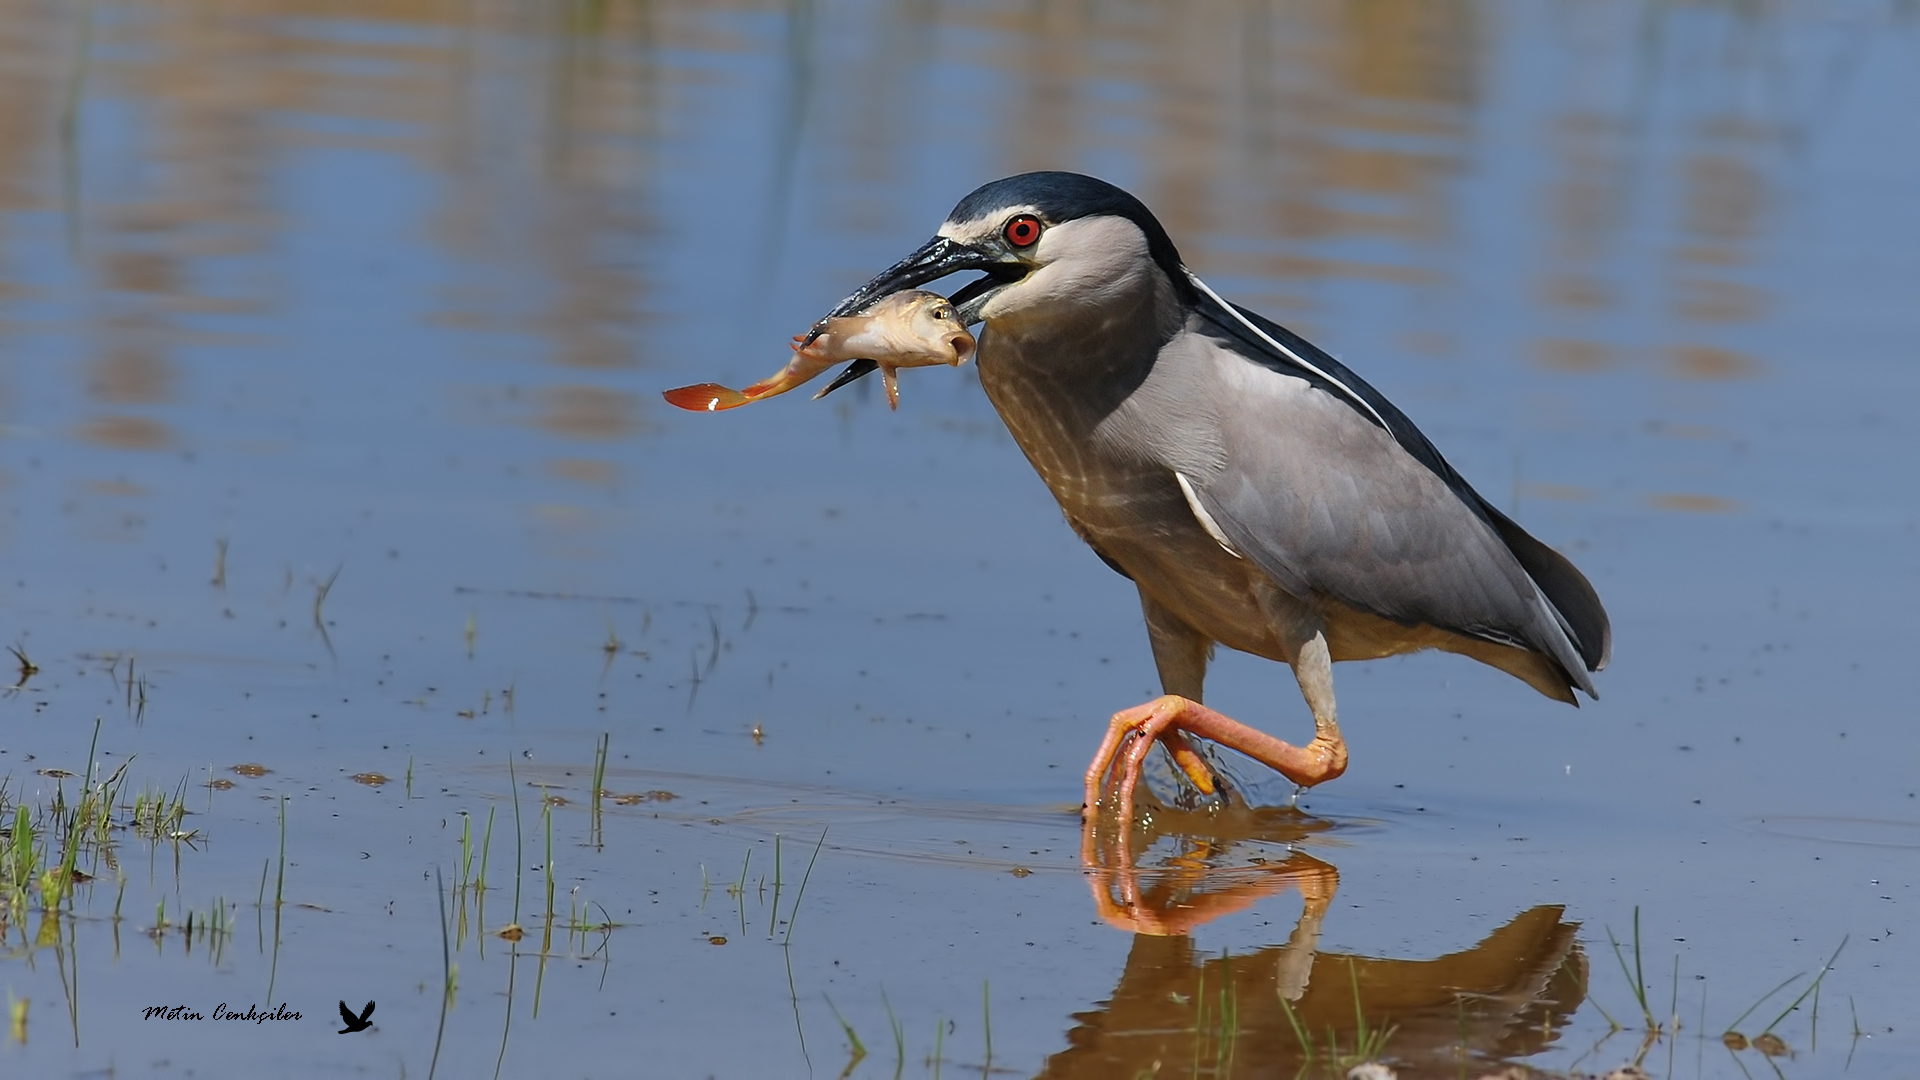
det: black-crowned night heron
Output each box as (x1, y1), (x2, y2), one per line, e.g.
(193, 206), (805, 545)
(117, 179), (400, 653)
(807, 172), (1610, 819)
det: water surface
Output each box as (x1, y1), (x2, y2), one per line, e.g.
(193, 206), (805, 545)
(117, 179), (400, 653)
(0, 1), (1915, 1077)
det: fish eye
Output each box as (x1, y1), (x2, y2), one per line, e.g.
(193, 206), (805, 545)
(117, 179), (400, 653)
(1003, 214), (1043, 248)
(930, 306), (950, 319)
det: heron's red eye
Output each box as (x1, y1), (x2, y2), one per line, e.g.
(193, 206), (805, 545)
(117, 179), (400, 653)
(1003, 214), (1043, 248)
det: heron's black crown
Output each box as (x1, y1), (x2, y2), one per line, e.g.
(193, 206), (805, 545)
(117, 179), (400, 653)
(948, 172), (1189, 292)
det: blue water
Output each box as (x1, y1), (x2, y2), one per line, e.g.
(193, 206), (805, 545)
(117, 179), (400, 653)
(0, 2), (1915, 1076)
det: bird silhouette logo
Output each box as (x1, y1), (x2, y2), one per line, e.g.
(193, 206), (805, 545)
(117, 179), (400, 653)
(337, 1000), (375, 1034)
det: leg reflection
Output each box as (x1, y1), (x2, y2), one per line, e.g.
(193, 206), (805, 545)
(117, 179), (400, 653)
(1083, 826), (1338, 940)
(1081, 787), (1337, 937)
(1059, 809), (1588, 1078)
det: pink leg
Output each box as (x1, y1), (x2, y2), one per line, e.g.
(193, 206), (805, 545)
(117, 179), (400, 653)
(1081, 725), (1219, 807)
(1083, 694), (1347, 823)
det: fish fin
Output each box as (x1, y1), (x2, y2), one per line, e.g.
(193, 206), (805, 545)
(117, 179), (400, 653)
(662, 383), (749, 412)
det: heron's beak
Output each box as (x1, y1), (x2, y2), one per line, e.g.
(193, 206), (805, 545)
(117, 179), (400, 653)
(810, 236), (1024, 399)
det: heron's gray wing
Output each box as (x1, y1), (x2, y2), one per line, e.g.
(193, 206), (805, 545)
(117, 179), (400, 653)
(1185, 294), (1609, 671)
(1151, 325), (1600, 697)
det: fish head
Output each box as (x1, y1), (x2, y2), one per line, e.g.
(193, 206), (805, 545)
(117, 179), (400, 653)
(906, 294), (977, 367)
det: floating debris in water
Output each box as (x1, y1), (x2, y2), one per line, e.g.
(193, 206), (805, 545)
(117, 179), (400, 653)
(609, 790), (677, 806)
(6, 644), (36, 691)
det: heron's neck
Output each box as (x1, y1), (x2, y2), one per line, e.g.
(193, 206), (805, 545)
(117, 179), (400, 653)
(978, 267), (1186, 416)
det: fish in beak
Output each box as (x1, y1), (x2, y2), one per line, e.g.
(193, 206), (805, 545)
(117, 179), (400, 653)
(663, 290), (978, 413)
(805, 233), (1029, 400)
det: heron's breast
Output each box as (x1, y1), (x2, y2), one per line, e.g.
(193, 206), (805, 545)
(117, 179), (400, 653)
(979, 340), (1289, 657)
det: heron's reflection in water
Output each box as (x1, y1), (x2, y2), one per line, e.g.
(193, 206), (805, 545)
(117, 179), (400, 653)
(1053, 802), (1587, 1079)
